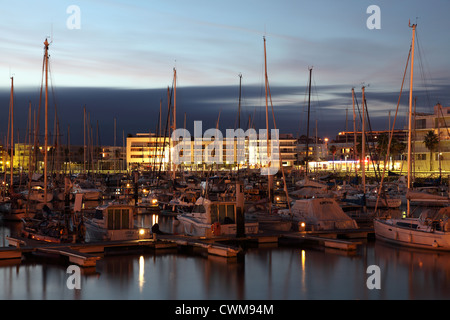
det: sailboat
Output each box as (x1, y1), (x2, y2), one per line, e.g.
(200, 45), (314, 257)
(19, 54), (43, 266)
(176, 188), (259, 238)
(374, 22), (450, 251)
(0, 77), (36, 221)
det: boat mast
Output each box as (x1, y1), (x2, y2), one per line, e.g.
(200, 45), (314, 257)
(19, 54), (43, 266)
(9, 77), (14, 190)
(172, 68), (177, 180)
(238, 73), (242, 177)
(44, 39), (49, 205)
(407, 22), (416, 217)
(263, 36), (272, 212)
(361, 86), (366, 204)
(83, 105), (86, 174)
(305, 67), (312, 177)
(352, 88), (357, 176)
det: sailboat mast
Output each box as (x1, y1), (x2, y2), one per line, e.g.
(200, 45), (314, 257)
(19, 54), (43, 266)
(173, 68), (177, 132)
(9, 77), (14, 189)
(407, 22), (416, 216)
(44, 39), (49, 205)
(361, 86), (366, 196)
(83, 105), (86, 174)
(172, 68), (177, 180)
(352, 88), (357, 175)
(238, 73), (242, 177)
(263, 36), (272, 210)
(407, 23), (416, 192)
(305, 67), (312, 176)
(263, 37), (270, 156)
(238, 73), (242, 129)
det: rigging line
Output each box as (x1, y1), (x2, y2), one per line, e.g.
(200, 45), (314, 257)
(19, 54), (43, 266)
(311, 75), (322, 120)
(362, 97), (381, 182)
(48, 58), (61, 149)
(266, 78), (292, 216)
(151, 102), (161, 178)
(157, 84), (174, 179)
(32, 46), (47, 175)
(415, 29), (434, 109)
(375, 45), (411, 213)
(354, 89), (379, 179)
(438, 106), (450, 139)
(5, 83), (11, 187)
(296, 77), (310, 139)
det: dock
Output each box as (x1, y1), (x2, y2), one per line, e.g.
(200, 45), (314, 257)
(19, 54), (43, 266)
(1, 236), (178, 267)
(281, 233), (362, 251)
(157, 234), (242, 258)
(0, 228), (373, 266)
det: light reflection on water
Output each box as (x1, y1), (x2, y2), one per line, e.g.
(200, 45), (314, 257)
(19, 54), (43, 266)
(2, 215), (450, 300)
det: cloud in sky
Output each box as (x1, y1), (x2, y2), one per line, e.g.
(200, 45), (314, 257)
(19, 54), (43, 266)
(2, 80), (448, 147)
(1, 0), (450, 147)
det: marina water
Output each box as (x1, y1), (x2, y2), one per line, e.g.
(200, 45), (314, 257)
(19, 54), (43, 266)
(1, 213), (450, 300)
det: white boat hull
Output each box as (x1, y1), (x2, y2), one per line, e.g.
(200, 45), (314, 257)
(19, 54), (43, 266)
(177, 215), (259, 238)
(84, 220), (150, 242)
(374, 218), (450, 251)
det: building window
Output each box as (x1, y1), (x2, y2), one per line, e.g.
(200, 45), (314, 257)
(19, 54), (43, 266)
(416, 154), (426, 161)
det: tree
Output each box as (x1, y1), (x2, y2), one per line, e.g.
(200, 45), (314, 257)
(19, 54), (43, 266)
(329, 145), (337, 171)
(376, 133), (389, 159)
(423, 130), (439, 172)
(390, 140), (406, 170)
(376, 133), (406, 170)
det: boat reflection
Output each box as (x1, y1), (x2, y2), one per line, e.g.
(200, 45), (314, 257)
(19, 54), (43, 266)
(2, 215), (450, 299)
(373, 241), (450, 299)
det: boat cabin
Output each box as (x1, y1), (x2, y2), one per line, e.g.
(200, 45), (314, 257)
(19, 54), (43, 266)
(94, 204), (134, 230)
(86, 203), (151, 241)
(191, 199), (236, 225)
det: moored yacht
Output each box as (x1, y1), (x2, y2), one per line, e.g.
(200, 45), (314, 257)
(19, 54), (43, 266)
(177, 197), (259, 238)
(21, 185), (54, 203)
(84, 202), (151, 242)
(72, 181), (102, 200)
(374, 207), (450, 251)
(278, 198), (359, 231)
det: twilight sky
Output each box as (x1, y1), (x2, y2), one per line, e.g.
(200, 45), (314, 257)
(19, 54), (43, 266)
(1, 0), (450, 146)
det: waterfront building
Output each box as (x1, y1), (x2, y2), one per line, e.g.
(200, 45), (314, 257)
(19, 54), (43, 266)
(126, 133), (170, 172)
(126, 132), (297, 172)
(413, 103), (450, 173)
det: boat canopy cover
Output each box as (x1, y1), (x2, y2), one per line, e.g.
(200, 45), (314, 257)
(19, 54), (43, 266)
(290, 188), (333, 198)
(294, 179), (328, 189)
(406, 190), (448, 201)
(289, 198), (358, 230)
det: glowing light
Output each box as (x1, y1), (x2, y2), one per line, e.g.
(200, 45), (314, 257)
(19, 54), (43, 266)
(152, 214), (159, 226)
(301, 250), (306, 271)
(139, 255), (145, 292)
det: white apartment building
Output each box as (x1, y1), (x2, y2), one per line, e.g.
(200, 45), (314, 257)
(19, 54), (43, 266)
(126, 132), (297, 172)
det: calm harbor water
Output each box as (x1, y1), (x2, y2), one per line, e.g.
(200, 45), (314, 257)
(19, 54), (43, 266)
(1, 215), (450, 300)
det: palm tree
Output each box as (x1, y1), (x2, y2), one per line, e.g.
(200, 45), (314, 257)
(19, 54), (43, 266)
(390, 140), (406, 171)
(423, 130), (439, 172)
(329, 145), (337, 172)
(376, 133), (406, 171)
